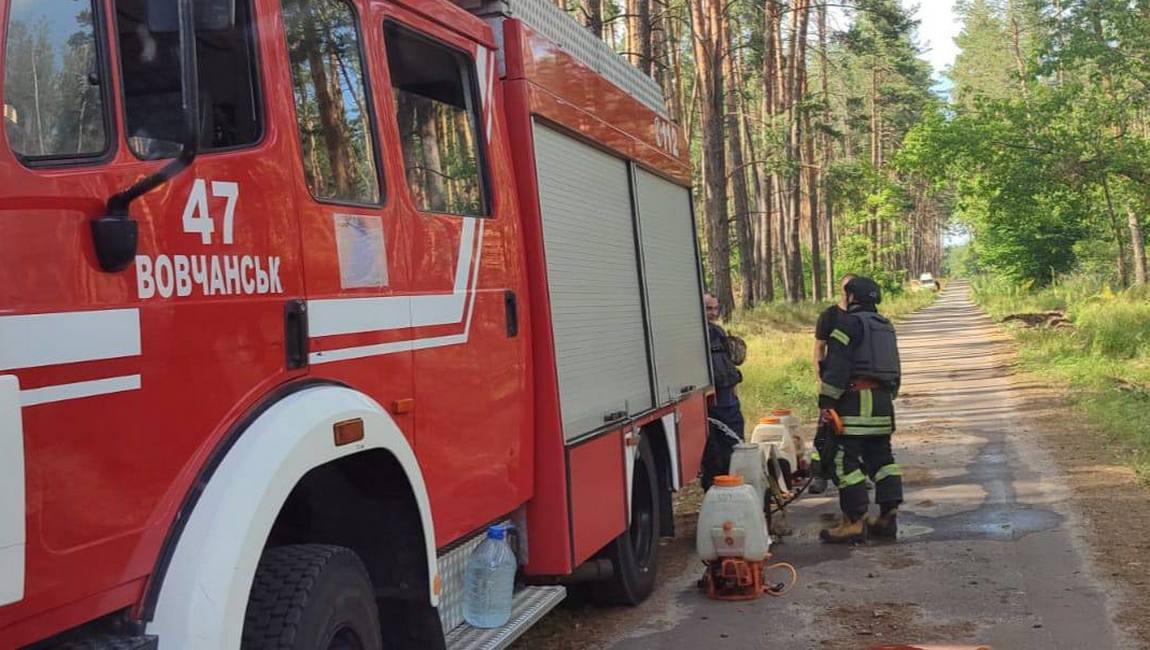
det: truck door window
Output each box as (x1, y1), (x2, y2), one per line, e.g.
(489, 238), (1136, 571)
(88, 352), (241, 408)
(384, 23), (486, 217)
(113, 0), (262, 159)
(280, 0), (380, 205)
(3, 0), (109, 162)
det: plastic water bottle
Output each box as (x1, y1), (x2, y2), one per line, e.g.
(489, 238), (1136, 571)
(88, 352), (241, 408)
(463, 525), (516, 628)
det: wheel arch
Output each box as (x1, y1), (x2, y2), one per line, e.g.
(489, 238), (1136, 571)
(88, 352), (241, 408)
(144, 382), (438, 649)
(640, 416), (677, 538)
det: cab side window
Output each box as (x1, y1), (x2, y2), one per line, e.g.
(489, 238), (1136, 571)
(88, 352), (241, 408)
(113, 0), (262, 159)
(281, 0), (380, 205)
(3, 0), (109, 161)
(385, 23), (486, 217)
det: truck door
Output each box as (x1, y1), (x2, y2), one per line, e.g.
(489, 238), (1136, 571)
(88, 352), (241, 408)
(274, 0), (415, 438)
(377, 16), (531, 545)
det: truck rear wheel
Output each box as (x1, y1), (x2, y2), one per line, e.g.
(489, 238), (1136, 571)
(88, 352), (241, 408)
(242, 544), (383, 650)
(593, 435), (661, 605)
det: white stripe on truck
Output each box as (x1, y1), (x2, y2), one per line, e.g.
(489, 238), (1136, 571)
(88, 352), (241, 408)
(19, 374), (142, 407)
(0, 309), (141, 371)
(0, 375), (25, 606)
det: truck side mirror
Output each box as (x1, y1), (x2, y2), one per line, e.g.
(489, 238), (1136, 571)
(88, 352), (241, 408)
(93, 0), (201, 272)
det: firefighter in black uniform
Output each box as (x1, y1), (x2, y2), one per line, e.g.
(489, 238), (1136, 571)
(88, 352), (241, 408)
(817, 277), (904, 543)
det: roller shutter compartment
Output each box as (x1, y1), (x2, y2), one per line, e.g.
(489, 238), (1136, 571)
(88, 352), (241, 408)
(634, 168), (710, 404)
(533, 123), (653, 439)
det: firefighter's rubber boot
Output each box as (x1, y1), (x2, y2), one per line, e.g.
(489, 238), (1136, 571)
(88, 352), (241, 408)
(870, 509), (898, 541)
(819, 517), (867, 544)
(808, 476), (828, 495)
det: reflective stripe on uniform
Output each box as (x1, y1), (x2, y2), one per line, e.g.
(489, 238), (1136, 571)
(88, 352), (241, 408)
(810, 450), (821, 461)
(834, 449), (866, 487)
(820, 381), (845, 399)
(860, 388), (873, 418)
(840, 415), (892, 427)
(875, 463), (901, 482)
(842, 424), (894, 436)
(830, 329), (850, 346)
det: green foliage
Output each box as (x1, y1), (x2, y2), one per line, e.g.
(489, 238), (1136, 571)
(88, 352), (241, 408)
(943, 243), (977, 277)
(897, 1), (1150, 287)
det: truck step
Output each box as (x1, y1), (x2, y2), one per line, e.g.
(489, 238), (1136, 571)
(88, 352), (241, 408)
(445, 585), (566, 650)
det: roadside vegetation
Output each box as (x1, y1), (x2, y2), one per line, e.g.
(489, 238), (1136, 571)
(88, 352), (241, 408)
(972, 274), (1150, 477)
(726, 289), (938, 425)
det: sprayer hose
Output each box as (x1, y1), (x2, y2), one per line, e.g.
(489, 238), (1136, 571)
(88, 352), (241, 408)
(764, 561), (799, 596)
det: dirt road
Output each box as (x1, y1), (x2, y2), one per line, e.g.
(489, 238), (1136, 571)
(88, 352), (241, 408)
(516, 281), (1139, 649)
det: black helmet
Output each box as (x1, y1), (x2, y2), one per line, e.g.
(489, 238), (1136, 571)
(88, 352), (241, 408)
(846, 277), (882, 305)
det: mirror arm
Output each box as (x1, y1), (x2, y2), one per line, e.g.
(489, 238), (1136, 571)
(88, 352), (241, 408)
(93, 0), (200, 271)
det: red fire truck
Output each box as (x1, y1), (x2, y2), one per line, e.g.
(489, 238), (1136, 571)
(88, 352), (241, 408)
(0, 0), (711, 644)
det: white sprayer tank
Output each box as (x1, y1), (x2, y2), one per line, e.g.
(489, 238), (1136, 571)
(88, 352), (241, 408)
(771, 408), (802, 447)
(750, 416), (796, 474)
(728, 443), (768, 508)
(771, 408), (806, 471)
(696, 475), (771, 562)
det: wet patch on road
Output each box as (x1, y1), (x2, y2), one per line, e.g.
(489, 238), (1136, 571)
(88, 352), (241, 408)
(903, 437), (1064, 542)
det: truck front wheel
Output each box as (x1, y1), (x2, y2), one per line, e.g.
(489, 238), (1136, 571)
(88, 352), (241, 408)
(242, 544), (383, 650)
(593, 435), (661, 605)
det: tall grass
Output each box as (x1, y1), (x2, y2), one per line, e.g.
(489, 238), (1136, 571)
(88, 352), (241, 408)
(970, 273), (1105, 320)
(972, 274), (1150, 477)
(724, 289), (938, 426)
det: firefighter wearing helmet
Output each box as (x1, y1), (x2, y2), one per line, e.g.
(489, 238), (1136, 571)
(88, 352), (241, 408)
(816, 276), (904, 543)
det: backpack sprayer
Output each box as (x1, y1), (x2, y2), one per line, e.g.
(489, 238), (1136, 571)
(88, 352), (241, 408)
(697, 418), (799, 600)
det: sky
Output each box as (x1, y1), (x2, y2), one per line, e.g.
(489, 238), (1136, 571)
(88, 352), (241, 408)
(828, 2), (963, 93)
(902, 1), (962, 94)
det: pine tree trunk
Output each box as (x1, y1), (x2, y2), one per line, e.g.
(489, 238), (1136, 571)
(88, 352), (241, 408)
(805, 108), (822, 300)
(868, 62), (880, 270)
(784, 0), (809, 301)
(766, 0), (792, 299)
(580, 0), (603, 37)
(665, 7), (685, 123)
(727, 40), (756, 308)
(1103, 178), (1129, 288)
(690, 0), (734, 314)
(638, 0), (652, 75)
(1128, 204), (1148, 285)
(818, 2), (835, 297)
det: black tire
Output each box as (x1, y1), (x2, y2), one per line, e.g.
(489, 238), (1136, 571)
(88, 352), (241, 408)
(593, 435), (661, 605)
(242, 544), (383, 650)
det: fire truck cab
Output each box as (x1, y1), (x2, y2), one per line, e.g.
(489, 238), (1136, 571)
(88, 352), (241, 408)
(0, 0), (711, 645)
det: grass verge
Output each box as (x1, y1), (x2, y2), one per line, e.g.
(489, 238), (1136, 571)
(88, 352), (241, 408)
(724, 289), (939, 426)
(971, 275), (1150, 478)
